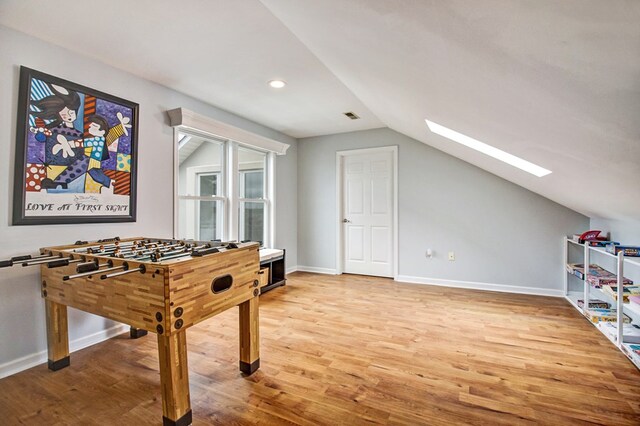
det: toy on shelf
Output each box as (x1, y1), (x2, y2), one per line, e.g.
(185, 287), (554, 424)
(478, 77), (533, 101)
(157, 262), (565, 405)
(602, 285), (640, 303)
(606, 244), (640, 257)
(566, 263), (633, 287)
(577, 299), (610, 309)
(586, 308), (631, 324)
(573, 230), (610, 244)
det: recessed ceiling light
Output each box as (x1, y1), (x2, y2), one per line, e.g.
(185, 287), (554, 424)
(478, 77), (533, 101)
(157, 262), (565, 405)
(268, 80), (286, 89)
(425, 119), (552, 177)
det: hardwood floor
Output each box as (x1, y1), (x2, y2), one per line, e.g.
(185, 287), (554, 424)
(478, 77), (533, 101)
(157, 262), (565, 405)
(1, 272), (639, 425)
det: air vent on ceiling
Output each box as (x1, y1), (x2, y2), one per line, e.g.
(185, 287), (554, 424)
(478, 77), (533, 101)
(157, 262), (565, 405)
(343, 112), (360, 120)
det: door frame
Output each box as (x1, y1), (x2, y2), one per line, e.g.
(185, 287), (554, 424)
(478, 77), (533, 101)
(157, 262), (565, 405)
(335, 145), (398, 278)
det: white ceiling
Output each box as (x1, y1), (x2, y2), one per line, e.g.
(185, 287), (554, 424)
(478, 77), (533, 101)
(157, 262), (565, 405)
(1, 0), (639, 222)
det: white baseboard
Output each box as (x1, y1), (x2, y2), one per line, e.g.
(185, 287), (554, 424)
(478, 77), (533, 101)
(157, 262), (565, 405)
(395, 275), (564, 297)
(0, 324), (129, 379)
(296, 265), (338, 275)
(286, 265), (298, 274)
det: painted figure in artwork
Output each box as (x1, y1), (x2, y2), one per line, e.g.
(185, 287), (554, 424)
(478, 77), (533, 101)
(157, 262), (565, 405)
(50, 112), (131, 193)
(25, 78), (133, 195)
(29, 85), (84, 188)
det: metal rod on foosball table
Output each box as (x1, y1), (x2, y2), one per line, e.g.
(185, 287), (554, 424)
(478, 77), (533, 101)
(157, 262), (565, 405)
(82, 241), (133, 251)
(47, 257), (85, 268)
(75, 259), (113, 274)
(22, 255), (66, 266)
(85, 242), (138, 255)
(82, 239), (168, 254)
(106, 242), (186, 258)
(157, 248), (190, 257)
(101, 264), (146, 280)
(113, 243), (186, 257)
(152, 251), (193, 262)
(14, 253), (54, 262)
(63, 261), (121, 281)
(93, 262), (129, 278)
(0, 253), (54, 267)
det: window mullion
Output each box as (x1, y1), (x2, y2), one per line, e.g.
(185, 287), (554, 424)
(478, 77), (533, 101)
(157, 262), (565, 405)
(227, 141), (239, 242)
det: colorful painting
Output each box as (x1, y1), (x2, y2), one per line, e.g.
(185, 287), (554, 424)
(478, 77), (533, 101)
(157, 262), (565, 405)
(13, 67), (138, 225)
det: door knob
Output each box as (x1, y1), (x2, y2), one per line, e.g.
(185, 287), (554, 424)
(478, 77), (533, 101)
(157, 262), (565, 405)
(342, 219), (351, 223)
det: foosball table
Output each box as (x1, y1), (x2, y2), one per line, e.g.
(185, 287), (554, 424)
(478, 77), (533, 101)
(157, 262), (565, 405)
(1, 237), (262, 426)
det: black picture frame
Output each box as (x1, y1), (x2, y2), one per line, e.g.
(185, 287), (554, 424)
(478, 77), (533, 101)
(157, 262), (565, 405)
(13, 66), (139, 225)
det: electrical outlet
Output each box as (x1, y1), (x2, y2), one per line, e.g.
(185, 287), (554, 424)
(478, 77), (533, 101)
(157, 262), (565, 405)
(448, 251), (455, 261)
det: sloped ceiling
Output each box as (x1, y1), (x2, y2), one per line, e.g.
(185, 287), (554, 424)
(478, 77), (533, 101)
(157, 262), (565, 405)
(1, 0), (639, 222)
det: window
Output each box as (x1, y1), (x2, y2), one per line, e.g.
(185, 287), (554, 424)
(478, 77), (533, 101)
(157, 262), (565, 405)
(177, 133), (226, 241)
(196, 172), (221, 240)
(175, 130), (272, 246)
(238, 147), (267, 245)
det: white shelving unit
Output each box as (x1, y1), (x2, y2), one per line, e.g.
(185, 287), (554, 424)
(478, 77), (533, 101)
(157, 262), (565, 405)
(564, 237), (640, 369)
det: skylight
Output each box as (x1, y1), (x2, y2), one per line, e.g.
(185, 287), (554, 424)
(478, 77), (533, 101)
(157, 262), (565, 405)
(425, 120), (552, 177)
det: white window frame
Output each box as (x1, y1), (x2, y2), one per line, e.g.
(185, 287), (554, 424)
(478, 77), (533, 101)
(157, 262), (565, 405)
(194, 170), (223, 241)
(175, 130), (227, 241)
(233, 143), (272, 247)
(183, 164), (226, 240)
(238, 168), (267, 245)
(173, 128), (275, 247)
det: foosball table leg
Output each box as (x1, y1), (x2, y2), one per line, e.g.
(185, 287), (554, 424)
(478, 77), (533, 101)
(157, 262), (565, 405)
(239, 296), (260, 375)
(157, 331), (192, 426)
(129, 326), (148, 339)
(45, 300), (70, 371)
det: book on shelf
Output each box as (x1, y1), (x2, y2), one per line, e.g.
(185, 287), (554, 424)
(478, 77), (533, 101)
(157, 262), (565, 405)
(621, 343), (640, 365)
(577, 299), (610, 309)
(587, 240), (619, 247)
(602, 285), (640, 303)
(606, 244), (640, 257)
(565, 263), (634, 287)
(599, 323), (640, 344)
(586, 308), (631, 324)
(630, 295), (640, 306)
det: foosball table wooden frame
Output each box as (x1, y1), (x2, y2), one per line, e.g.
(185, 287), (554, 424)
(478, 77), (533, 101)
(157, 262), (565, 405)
(26, 237), (261, 426)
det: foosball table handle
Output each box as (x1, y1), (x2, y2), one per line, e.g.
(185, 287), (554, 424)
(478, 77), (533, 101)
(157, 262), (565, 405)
(48, 258), (71, 268)
(191, 247), (220, 257)
(101, 264), (145, 280)
(47, 257), (84, 268)
(97, 236), (121, 243)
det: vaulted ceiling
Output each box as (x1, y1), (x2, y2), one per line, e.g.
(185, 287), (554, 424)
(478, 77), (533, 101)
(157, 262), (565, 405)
(1, 0), (639, 222)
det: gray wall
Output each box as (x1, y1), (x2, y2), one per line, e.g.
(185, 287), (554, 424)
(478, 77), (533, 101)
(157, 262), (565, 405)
(297, 128), (588, 291)
(0, 25), (297, 374)
(590, 218), (640, 244)
(276, 140), (298, 270)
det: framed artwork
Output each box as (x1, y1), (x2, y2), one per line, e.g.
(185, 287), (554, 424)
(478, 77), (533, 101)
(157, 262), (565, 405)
(13, 67), (139, 225)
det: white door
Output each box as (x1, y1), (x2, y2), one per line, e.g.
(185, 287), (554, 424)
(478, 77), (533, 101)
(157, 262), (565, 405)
(342, 150), (394, 277)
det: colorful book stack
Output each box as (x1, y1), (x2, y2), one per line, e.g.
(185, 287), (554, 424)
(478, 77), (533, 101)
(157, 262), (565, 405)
(599, 323), (640, 344)
(586, 308), (631, 324)
(577, 299), (609, 309)
(602, 285), (640, 303)
(565, 263), (633, 288)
